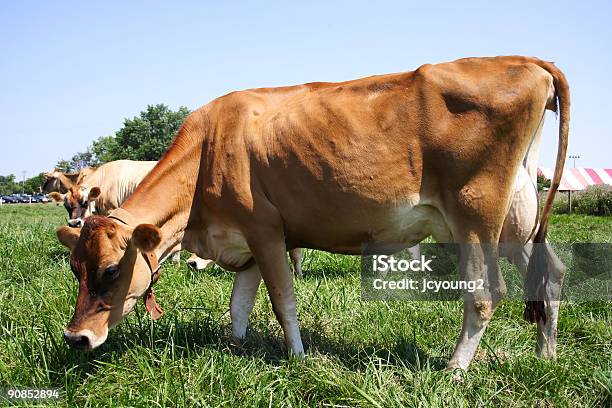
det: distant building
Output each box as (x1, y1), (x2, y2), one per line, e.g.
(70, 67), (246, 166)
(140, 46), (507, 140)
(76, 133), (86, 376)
(538, 168), (612, 191)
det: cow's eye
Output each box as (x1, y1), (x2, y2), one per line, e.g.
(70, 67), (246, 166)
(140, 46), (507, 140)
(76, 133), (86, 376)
(104, 264), (120, 280)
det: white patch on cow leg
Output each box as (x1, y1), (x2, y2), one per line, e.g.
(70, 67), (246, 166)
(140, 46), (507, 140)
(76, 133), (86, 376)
(289, 248), (303, 278)
(230, 264), (262, 340)
(253, 241), (305, 357)
(448, 298), (494, 370)
(275, 290), (304, 357)
(511, 242), (564, 359)
(448, 244), (505, 370)
(408, 244), (421, 260)
(537, 300), (559, 358)
(536, 243), (565, 359)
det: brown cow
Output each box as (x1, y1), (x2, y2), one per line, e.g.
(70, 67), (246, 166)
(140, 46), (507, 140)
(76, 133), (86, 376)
(56, 56), (569, 370)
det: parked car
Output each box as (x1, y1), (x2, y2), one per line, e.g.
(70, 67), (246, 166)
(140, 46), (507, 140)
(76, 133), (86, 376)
(1, 195), (18, 204)
(32, 193), (50, 203)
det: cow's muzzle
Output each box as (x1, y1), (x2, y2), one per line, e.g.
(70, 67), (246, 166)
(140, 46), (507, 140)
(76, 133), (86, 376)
(63, 329), (93, 350)
(63, 328), (107, 350)
(68, 218), (84, 228)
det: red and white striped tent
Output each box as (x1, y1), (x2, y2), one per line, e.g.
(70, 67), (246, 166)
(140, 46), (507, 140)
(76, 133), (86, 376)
(538, 167), (612, 191)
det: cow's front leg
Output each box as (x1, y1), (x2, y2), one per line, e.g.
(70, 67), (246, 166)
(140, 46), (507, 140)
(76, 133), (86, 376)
(448, 242), (506, 370)
(230, 264), (262, 340)
(249, 239), (304, 357)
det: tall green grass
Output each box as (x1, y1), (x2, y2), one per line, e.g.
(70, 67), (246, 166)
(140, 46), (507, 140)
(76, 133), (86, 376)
(0, 204), (610, 407)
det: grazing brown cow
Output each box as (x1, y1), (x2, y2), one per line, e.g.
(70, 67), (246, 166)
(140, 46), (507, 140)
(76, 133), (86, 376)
(56, 56), (569, 370)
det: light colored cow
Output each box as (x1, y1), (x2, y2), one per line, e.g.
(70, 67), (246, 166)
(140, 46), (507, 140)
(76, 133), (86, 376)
(56, 56), (569, 370)
(50, 160), (157, 227)
(42, 167), (94, 194)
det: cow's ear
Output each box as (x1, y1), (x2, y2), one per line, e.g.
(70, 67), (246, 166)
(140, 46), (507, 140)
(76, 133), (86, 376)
(88, 187), (101, 200)
(132, 224), (162, 252)
(49, 192), (64, 202)
(57, 226), (81, 250)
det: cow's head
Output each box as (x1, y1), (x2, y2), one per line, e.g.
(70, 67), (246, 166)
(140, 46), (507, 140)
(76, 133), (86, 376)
(42, 168), (81, 194)
(42, 169), (61, 193)
(51, 186), (101, 227)
(56, 216), (162, 350)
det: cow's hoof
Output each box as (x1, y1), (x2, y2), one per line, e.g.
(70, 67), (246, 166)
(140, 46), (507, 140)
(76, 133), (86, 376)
(287, 350), (306, 361)
(536, 346), (557, 359)
(445, 361), (468, 372)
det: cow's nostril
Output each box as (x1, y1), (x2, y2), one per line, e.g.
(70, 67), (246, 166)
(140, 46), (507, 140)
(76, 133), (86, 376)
(64, 331), (91, 350)
(187, 261), (197, 270)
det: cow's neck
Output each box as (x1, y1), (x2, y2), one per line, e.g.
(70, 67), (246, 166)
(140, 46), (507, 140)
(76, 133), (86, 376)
(121, 127), (203, 261)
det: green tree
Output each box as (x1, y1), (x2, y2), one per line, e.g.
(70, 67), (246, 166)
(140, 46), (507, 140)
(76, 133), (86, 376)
(91, 136), (121, 163)
(51, 104), (190, 175)
(55, 160), (72, 172)
(109, 104), (190, 161)
(0, 174), (18, 195)
(55, 150), (98, 172)
(537, 173), (551, 192)
(23, 173), (46, 194)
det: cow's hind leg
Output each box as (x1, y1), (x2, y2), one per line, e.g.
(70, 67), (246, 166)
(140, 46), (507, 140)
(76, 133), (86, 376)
(448, 237), (507, 370)
(534, 243), (565, 358)
(289, 248), (303, 278)
(230, 264), (262, 340)
(508, 243), (564, 358)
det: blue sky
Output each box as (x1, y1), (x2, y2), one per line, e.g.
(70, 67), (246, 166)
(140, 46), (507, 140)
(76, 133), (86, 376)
(1, 1), (610, 178)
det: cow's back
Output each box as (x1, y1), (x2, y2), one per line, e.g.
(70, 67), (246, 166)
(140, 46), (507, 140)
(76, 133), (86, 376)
(196, 57), (553, 249)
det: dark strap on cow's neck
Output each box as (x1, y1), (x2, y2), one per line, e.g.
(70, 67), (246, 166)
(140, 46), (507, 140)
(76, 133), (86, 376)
(108, 208), (164, 320)
(108, 208), (139, 227)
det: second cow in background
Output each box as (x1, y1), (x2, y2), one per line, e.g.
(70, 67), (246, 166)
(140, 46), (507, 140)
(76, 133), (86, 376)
(49, 160), (157, 227)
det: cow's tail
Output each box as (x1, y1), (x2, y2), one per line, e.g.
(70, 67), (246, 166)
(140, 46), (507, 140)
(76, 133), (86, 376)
(524, 60), (570, 324)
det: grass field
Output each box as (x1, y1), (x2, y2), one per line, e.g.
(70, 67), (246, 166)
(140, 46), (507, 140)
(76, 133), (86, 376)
(0, 204), (610, 407)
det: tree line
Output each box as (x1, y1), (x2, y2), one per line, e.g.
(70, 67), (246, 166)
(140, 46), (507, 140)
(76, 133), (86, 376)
(1, 104), (190, 195)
